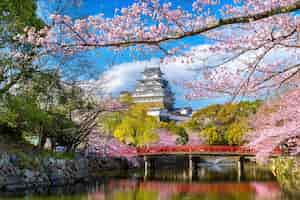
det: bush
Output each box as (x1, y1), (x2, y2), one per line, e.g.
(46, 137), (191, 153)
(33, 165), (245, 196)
(40, 150), (75, 160)
(224, 121), (249, 145)
(113, 104), (159, 146)
(200, 126), (223, 145)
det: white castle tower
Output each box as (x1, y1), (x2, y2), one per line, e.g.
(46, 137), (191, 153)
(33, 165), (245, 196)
(132, 67), (174, 111)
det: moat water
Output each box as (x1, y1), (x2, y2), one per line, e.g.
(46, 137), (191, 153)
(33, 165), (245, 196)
(0, 162), (299, 200)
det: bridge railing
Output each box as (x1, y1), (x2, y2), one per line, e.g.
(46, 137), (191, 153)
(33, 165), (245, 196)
(136, 145), (283, 156)
(88, 145), (283, 157)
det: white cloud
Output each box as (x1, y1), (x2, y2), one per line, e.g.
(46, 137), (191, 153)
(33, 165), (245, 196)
(82, 45), (230, 108)
(89, 45), (210, 94)
(84, 44), (299, 109)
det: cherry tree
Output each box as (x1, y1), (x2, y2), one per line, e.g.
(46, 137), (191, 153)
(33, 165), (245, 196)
(20, 0), (300, 95)
(247, 88), (300, 159)
(20, 0), (300, 155)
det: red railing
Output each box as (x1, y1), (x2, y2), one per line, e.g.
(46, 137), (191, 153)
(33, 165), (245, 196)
(136, 145), (282, 156)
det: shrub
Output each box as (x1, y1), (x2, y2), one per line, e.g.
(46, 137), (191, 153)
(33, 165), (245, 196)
(200, 126), (223, 145)
(224, 121), (249, 145)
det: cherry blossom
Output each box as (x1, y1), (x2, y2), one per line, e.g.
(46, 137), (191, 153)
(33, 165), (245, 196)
(19, 0), (300, 157)
(21, 1), (300, 97)
(247, 88), (300, 159)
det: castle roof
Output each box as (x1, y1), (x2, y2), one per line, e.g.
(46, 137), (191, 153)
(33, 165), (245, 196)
(142, 67), (163, 75)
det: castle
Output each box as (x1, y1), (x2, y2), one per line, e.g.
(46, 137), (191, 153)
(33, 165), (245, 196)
(132, 67), (174, 111)
(120, 67), (192, 121)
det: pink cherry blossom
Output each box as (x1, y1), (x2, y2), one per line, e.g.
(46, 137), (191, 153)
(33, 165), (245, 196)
(19, 1), (300, 158)
(247, 88), (300, 160)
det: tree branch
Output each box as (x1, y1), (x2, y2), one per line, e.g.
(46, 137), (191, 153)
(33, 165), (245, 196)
(57, 1), (300, 48)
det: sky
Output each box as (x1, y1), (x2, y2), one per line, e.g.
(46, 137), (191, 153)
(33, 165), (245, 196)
(36, 0), (240, 109)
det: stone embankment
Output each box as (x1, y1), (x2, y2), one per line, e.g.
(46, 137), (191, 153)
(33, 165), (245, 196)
(0, 152), (135, 192)
(0, 152), (88, 191)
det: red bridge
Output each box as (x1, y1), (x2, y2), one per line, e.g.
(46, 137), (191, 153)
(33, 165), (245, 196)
(88, 144), (282, 158)
(88, 144), (282, 180)
(136, 145), (282, 157)
(134, 145), (282, 180)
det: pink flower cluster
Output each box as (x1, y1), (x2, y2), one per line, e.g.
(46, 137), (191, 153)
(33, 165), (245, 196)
(18, 0), (300, 158)
(20, 1), (296, 54)
(247, 88), (300, 160)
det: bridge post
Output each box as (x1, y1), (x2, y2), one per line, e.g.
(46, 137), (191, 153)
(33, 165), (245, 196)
(237, 156), (244, 182)
(189, 154), (193, 181)
(144, 155), (149, 179)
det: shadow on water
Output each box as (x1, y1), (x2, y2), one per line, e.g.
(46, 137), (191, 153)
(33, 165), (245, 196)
(1, 160), (300, 200)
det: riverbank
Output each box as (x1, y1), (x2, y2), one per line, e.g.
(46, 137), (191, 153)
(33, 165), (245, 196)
(0, 151), (137, 192)
(0, 152), (89, 191)
(0, 133), (139, 192)
(1, 161), (296, 200)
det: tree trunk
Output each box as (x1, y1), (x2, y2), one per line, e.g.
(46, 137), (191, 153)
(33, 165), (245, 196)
(38, 133), (47, 150)
(50, 138), (56, 151)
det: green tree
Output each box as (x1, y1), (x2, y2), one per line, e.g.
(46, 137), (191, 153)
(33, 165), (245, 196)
(224, 121), (249, 145)
(0, 0), (45, 96)
(99, 112), (123, 134)
(0, 0), (104, 153)
(113, 104), (159, 146)
(186, 101), (261, 145)
(0, 0), (44, 33)
(200, 126), (223, 145)
(0, 94), (49, 137)
(0, 0), (47, 141)
(0, 70), (94, 152)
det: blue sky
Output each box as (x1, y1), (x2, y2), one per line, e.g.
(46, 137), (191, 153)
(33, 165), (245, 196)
(36, 0), (236, 109)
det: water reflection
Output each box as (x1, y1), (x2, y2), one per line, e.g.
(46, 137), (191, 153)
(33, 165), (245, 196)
(101, 180), (281, 200)
(0, 163), (299, 200)
(145, 162), (275, 182)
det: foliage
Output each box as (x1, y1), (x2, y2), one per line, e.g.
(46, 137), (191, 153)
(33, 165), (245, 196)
(40, 150), (75, 160)
(0, 0), (44, 34)
(0, 94), (50, 137)
(100, 105), (191, 146)
(14, 151), (41, 170)
(0, 69), (94, 152)
(0, 0), (45, 96)
(185, 101), (261, 145)
(119, 93), (133, 106)
(98, 112), (123, 135)
(271, 157), (300, 193)
(200, 126), (222, 145)
(0, 0), (50, 141)
(16, 0), (300, 159)
(225, 121), (249, 145)
(160, 121), (188, 145)
(113, 104), (159, 146)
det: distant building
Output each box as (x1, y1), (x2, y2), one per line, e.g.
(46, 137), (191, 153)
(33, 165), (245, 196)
(132, 67), (175, 111)
(120, 91), (131, 97)
(173, 107), (193, 116)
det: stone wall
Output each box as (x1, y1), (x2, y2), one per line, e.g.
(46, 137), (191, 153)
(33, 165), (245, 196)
(0, 151), (138, 192)
(0, 152), (89, 191)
